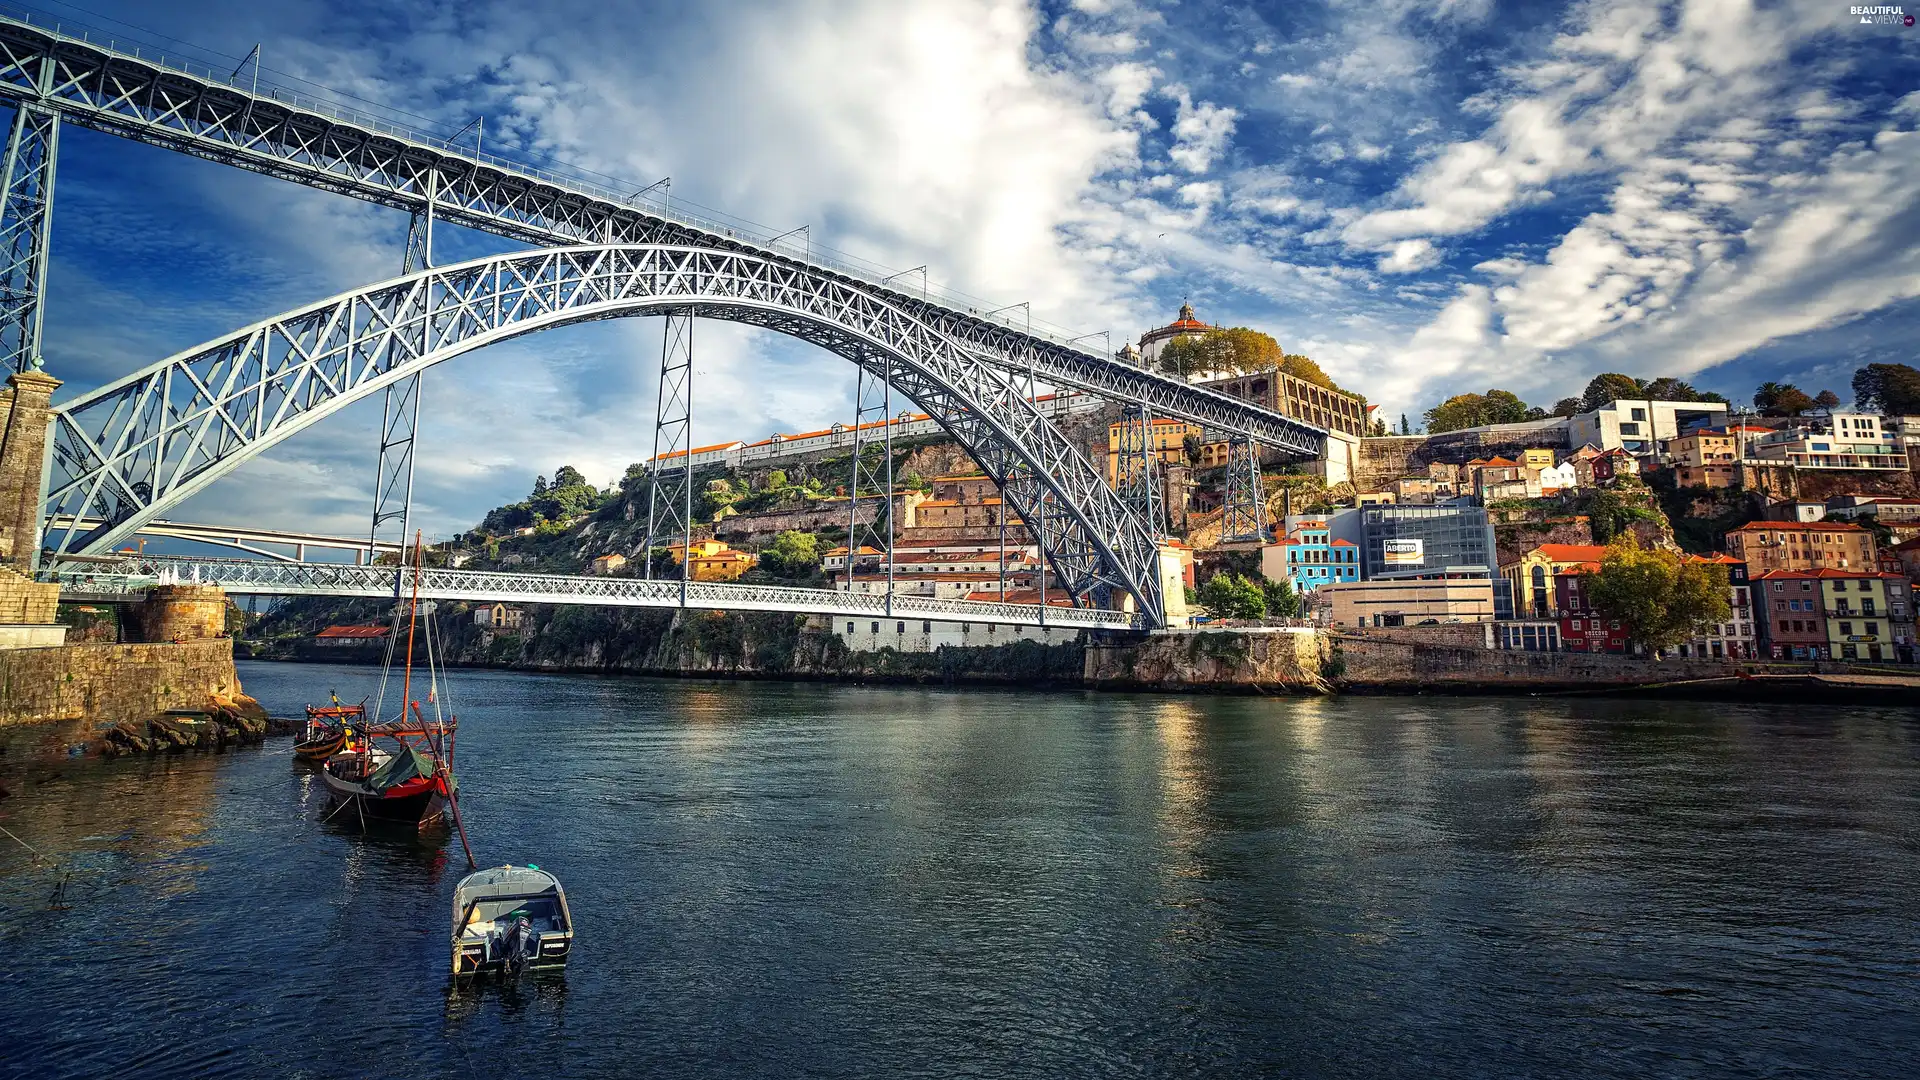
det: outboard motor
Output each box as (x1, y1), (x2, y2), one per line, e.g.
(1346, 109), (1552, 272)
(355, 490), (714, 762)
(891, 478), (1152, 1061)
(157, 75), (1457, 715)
(501, 913), (536, 974)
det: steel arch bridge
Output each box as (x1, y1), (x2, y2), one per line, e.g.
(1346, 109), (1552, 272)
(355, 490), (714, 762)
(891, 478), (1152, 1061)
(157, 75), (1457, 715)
(44, 245), (1184, 621)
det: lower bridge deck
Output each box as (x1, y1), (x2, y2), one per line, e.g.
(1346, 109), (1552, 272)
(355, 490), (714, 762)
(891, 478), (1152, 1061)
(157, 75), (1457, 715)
(48, 556), (1143, 631)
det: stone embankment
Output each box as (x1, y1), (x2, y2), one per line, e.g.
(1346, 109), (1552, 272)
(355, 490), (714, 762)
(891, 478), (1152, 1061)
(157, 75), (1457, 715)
(1085, 629), (1329, 693)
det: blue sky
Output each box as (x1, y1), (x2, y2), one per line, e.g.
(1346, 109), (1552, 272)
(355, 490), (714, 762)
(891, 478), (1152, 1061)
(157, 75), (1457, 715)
(26, 0), (1920, 540)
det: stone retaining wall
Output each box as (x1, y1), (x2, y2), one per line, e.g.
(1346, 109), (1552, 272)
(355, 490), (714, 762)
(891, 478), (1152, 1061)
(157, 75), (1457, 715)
(0, 639), (240, 727)
(1332, 634), (1777, 693)
(1085, 629), (1329, 693)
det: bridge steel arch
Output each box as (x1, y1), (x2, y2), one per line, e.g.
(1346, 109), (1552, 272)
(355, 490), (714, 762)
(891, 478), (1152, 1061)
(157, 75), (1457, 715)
(0, 15), (1325, 455)
(43, 245), (1172, 624)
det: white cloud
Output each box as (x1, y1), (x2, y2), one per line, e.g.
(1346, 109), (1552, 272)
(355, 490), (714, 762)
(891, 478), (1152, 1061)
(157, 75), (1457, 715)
(1377, 238), (1440, 274)
(1164, 85), (1240, 173)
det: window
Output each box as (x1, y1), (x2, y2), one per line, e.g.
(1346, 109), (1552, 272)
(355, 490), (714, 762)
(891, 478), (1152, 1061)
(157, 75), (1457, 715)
(1834, 579), (1848, 591)
(847, 622), (855, 633)
(1780, 620), (1791, 632)
(1571, 618), (1583, 630)
(1842, 643), (1858, 659)
(922, 621), (932, 633)
(1840, 622), (1854, 636)
(871, 621), (880, 633)
(1772, 582), (1783, 592)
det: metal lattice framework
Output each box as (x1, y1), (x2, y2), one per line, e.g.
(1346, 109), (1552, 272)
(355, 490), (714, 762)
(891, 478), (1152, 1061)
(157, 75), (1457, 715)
(0, 14), (1325, 455)
(1220, 436), (1269, 545)
(45, 555), (1140, 629)
(42, 245), (1170, 623)
(0, 96), (56, 373)
(1111, 404), (1162, 536)
(641, 312), (694, 581)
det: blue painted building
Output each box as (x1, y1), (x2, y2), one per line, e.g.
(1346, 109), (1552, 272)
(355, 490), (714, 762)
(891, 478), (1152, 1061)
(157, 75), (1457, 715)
(1262, 518), (1361, 593)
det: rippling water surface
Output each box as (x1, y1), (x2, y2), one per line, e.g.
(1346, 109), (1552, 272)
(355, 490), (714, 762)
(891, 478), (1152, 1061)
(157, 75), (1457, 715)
(2, 661), (1918, 1078)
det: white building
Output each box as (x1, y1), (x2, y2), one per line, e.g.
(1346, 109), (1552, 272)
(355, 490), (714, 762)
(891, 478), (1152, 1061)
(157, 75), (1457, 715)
(1538, 461), (1579, 494)
(1568, 399), (1730, 456)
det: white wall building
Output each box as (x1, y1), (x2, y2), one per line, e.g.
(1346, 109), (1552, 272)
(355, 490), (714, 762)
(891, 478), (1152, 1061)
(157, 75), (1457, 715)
(1568, 399), (1730, 455)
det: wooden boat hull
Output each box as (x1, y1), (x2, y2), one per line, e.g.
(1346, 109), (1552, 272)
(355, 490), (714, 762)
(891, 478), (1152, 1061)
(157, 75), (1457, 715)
(319, 765), (449, 826)
(293, 730), (346, 763)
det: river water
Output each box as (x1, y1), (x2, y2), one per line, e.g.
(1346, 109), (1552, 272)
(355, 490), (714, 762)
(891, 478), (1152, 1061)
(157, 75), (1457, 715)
(2, 662), (1917, 1078)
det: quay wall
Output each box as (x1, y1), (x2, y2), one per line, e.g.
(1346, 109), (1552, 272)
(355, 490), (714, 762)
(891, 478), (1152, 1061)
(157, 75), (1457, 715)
(0, 639), (240, 728)
(1084, 629), (1329, 694)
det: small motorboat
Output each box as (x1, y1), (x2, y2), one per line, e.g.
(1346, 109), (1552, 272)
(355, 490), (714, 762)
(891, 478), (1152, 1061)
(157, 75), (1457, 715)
(451, 865), (574, 976)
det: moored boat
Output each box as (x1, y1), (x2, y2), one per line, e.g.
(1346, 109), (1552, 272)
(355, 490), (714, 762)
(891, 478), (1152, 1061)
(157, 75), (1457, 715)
(318, 534), (463, 833)
(293, 699), (362, 763)
(451, 865), (574, 976)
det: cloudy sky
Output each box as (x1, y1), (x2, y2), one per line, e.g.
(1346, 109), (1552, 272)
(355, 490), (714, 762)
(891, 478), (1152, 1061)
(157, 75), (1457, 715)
(30, 0), (1920, 540)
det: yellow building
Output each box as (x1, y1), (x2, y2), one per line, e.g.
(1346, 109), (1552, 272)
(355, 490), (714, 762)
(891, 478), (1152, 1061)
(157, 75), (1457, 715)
(689, 548), (755, 581)
(1818, 571), (1901, 662)
(663, 539), (731, 563)
(1105, 417), (1198, 485)
(1518, 448), (1556, 471)
(1668, 429), (1739, 488)
(588, 553), (627, 575)
(1501, 543), (1609, 618)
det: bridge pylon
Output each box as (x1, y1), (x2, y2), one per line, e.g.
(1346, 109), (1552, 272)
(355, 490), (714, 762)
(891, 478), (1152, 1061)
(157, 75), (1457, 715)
(0, 97), (59, 375)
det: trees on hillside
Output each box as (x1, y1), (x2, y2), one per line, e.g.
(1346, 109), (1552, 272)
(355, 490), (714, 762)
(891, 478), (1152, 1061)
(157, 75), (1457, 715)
(1753, 382), (1816, 416)
(1581, 373), (1645, 411)
(1154, 328), (1358, 399)
(758, 530), (822, 580)
(1159, 327), (1282, 379)
(1852, 363), (1920, 415)
(1581, 539), (1731, 651)
(1197, 573), (1267, 620)
(1424, 389), (1531, 433)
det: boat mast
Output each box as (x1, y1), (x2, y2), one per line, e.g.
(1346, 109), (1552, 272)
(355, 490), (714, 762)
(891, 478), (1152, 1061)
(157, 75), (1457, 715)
(400, 531), (422, 732)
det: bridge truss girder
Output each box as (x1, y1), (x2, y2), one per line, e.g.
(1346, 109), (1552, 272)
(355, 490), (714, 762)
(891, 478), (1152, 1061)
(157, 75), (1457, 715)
(42, 245), (1167, 624)
(0, 16), (1324, 457)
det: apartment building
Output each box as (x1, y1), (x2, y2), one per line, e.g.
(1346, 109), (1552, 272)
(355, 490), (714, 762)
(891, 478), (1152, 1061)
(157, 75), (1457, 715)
(1724, 521), (1877, 572)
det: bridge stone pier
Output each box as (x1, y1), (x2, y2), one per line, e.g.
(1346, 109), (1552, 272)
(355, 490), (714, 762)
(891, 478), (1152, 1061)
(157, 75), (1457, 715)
(0, 369), (57, 571)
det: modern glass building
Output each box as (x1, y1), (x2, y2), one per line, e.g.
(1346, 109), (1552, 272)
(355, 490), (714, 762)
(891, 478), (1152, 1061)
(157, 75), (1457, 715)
(1360, 505), (1498, 580)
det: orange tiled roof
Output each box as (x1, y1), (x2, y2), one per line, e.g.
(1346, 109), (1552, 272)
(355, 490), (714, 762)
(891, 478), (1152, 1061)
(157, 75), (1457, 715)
(317, 625), (389, 639)
(1531, 544), (1610, 563)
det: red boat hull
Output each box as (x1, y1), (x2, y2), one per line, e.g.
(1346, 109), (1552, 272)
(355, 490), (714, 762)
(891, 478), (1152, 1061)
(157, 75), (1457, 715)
(319, 765), (450, 826)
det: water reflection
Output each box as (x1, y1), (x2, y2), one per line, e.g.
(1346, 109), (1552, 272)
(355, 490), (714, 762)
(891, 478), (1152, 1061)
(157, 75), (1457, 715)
(1, 663), (1916, 1079)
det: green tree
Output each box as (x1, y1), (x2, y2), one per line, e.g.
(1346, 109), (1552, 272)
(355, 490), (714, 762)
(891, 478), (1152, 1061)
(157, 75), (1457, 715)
(1752, 381), (1820, 415)
(1261, 576), (1301, 618)
(1423, 389), (1532, 433)
(1852, 363), (1920, 415)
(1197, 573), (1267, 620)
(766, 469), (790, 491)
(1581, 539), (1732, 652)
(1813, 389), (1842, 410)
(1765, 387), (1816, 417)
(758, 530), (822, 579)
(1398, 413), (1411, 435)
(1551, 396), (1582, 417)
(619, 462), (650, 497)
(1370, 417), (1389, 436)
(551, 464), (587, 489)
(1581, 373), (1647, 411)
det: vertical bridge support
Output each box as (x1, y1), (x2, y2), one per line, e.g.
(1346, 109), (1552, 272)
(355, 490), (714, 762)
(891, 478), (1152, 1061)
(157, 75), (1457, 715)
(1220, 436), (1268, 545)
(0, 100), (59, 374)
(847, 362), (894, 613)
(367, 202), (434, 569)
(643, 313), (695, 603)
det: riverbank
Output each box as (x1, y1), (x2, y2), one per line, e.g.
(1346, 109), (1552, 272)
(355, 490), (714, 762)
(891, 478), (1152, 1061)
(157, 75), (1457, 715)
(242, 618), (1920, 703)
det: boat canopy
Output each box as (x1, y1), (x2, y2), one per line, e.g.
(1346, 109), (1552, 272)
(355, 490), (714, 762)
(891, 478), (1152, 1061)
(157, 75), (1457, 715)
(367, 745), (435, 793)
(452, 866), (568, 930)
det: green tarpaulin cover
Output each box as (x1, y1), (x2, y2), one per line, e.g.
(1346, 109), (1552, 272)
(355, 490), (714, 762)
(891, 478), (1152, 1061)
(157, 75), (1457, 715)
(366, 746), (435, 793)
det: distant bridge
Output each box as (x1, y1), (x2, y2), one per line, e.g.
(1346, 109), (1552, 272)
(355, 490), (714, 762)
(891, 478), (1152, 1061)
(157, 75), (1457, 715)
(50, 556), (1141, 630)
